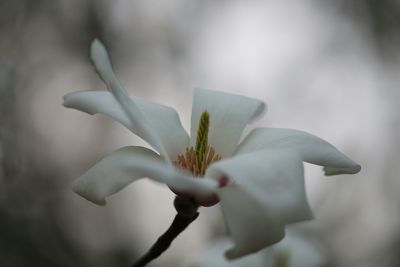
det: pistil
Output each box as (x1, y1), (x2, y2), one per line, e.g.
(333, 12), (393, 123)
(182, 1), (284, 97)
(173, 110), (221, 176)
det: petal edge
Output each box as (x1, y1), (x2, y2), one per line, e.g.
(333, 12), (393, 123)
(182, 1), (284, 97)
(236, 128), (361, 176)
(63, 90), (189, 159)
(190, 88), (266, 158)
(72, 146), (217, 205)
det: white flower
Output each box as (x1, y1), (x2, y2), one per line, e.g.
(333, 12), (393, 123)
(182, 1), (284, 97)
(189, 229), (326, 267)
(63, 39), (361, 259)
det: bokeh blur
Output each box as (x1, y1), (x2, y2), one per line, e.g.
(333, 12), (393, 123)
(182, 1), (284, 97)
(1, 0), (399, 266)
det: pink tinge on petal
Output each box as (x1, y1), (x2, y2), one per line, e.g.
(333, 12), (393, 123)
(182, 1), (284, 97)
(218, 175), (229, 187)
(169, 175), (230, 207)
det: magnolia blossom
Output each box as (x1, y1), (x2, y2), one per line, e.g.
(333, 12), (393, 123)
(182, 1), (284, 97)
(189, 228), (326, 267)
(63, 39), (361, 259)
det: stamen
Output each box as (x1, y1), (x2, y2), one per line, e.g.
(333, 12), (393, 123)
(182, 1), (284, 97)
(173, 146), (222, 177)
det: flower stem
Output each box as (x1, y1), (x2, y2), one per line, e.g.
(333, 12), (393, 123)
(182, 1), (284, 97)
(130, 197), (199, 267)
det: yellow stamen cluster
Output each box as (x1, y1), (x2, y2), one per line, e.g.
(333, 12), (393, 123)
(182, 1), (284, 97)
(173, 146), (222, 177)
(173, 110), (221, 176)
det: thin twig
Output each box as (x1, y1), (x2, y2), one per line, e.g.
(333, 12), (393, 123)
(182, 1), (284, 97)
(131, 197), (199, 267)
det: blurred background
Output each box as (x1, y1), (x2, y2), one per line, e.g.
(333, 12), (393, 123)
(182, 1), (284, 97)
(1, 0), (399, 266)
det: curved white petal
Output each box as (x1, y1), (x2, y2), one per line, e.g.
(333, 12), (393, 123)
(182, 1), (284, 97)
(72, 146), (217, 206)
(190, 230), (324, 267)
(190, 88), (266, 158)
(274, 230), (326, 267)
(63, 91), (189, 159)
(205, 150), (312, 258)
(236, 128), (361, 175)
(190, 239), (274, 267)
(217, 184), (285, 259)
(89, 39), (170, 160)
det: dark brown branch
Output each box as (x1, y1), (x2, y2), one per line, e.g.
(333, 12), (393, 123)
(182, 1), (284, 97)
(130, 197), (199, 267)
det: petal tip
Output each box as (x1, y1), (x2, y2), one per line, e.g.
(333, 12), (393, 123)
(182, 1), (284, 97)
(224, 248), (239, 260)
(91, 38), (102, 47)
(323, 163), (361, 176)
(62, 93), (72, 108)
(355, 163), (362, 172)
(251, 100), (267, 122)
(61, 91), (97, 115)
(91, 40), (105, 61)
(72, 177), (107, 206)
(90, 38), (112, 79)
(90, 38), (105, 57)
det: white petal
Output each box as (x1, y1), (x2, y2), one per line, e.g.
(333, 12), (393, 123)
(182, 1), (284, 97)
(190, 88), (266, 158)
(63, 90), (189, 159)
(236, 128), (361, 175)
(89, 39), (170, 160)
(217, 185), (284, 259)
(274, 230), (326, 267)
(206, 150), (312, 258)
(189, 239), (274, 267)
(72, 146), (217, 206)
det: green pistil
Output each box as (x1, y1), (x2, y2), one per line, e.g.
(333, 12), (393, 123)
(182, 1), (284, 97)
(195, 110), (210, 169)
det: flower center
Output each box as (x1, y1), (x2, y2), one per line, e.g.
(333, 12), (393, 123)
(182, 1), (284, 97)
(173, 146), (222, 176)
(173, 110), (222, 176)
